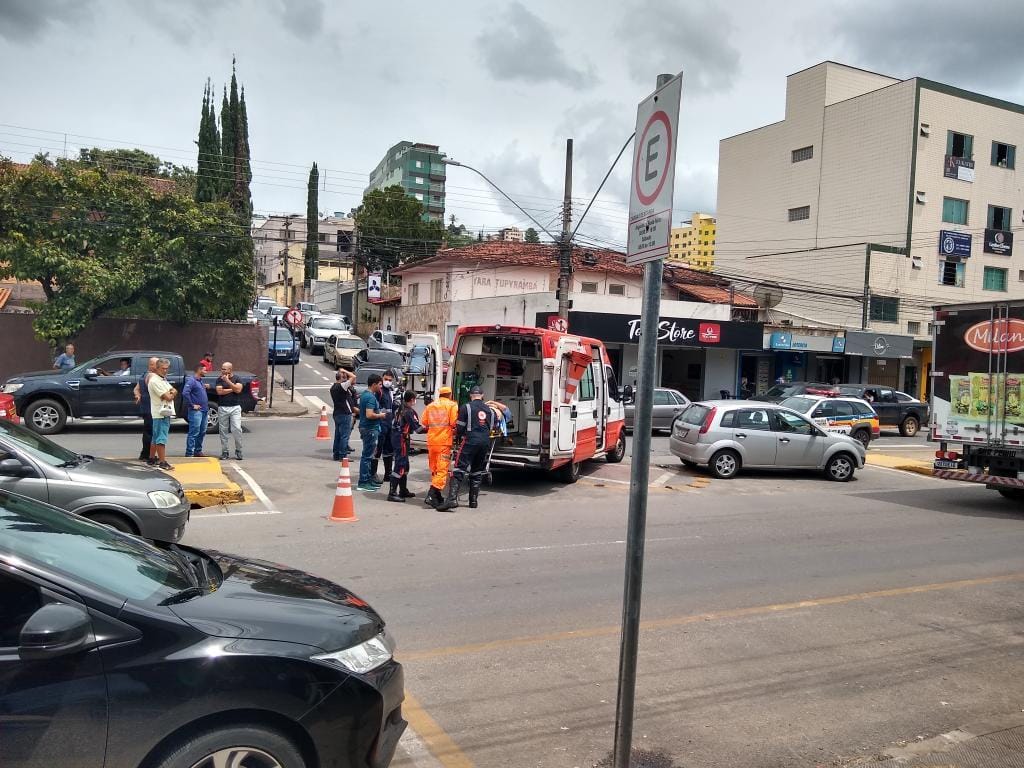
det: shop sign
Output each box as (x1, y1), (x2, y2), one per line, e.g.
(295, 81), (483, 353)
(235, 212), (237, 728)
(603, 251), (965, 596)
(983, 228), (1013, 256)
(944, 155), (975, 182)
(832, 337), (847, 353)
(540, 311), (764, 349)
(844, 330), (914, 359)
(939, 230), (972, 258)
(768, 331), (840, 352)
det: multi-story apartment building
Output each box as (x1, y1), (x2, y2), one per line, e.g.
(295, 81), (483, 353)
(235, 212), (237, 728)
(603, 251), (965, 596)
(365, 141), (446, 222)
(499, 226), (523, 242)
(252, 214), (355, 305)
(668, 213), (716, 271)
(716, 61), (1024, 396)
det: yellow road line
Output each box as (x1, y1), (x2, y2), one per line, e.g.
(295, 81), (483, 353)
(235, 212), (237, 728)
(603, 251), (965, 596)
(403, 692), (475, 768)
(401, 571), (1024, 663)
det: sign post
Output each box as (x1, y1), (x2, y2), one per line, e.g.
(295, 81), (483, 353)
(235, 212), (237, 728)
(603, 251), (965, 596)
(284, 309), (303, 403)
(613, 71), (682, 768)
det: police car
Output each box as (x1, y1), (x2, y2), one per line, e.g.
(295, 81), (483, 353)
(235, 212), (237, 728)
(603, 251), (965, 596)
(778, 394), (880, 448)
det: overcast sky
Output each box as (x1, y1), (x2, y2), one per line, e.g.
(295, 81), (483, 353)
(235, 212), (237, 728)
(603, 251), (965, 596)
(3, 0), (1024, 249)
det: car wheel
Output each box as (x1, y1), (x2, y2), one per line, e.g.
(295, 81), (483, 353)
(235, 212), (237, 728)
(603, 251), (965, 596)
(556, 460), (581, 484)
(152, 726), (305, 768)
(709, 450), (740, 479)
(852, 429), (871, 448)
(606, 432), (626, 464)
(25, 398), (68, 435)
(825, 453), (856, 482)
(87, 512), (138, 536)
(206, 405), (219, 433)
(899, 415), (920, 437)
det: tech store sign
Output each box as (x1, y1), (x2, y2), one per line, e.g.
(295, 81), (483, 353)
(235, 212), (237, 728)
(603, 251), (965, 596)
(541, 312), (764, 349)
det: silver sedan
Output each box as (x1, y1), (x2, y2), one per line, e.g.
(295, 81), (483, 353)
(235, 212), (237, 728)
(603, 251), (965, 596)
(624, 387), (690, 432)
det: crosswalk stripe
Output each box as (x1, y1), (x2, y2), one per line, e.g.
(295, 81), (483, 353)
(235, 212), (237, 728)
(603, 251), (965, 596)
(307, 395), (331, 413)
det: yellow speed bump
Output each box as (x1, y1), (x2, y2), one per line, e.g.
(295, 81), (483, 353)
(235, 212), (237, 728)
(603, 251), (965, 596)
(162, 457), (245, 508)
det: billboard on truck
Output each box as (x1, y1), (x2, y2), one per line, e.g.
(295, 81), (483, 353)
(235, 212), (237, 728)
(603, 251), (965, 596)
(932, 301), (1024, 446)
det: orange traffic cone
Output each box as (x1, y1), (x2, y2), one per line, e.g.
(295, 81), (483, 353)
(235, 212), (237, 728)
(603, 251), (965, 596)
(315, 405), (331, 440)
(329, 459), (358, 523)
(562, 350), (593, 403)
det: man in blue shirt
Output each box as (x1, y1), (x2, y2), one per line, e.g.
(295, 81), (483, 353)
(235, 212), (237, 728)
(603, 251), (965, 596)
(53, 343), (76, 371)
(182, 363), (210, 457)
(356, 373), (386, 491)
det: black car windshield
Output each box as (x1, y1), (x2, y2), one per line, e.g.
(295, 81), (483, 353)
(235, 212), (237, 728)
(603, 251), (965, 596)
(355, 367), (387, 385)
(0, 419), (79, 466)
(312, 317), (347, 330)
(0, 491), (192, 601)
(765, 384), (800, 398)
(335, 338), (366, 350)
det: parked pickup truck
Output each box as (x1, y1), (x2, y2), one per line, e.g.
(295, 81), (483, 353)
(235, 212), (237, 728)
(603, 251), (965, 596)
(836, 383), (929, 436)
(1, 350), (261, 435)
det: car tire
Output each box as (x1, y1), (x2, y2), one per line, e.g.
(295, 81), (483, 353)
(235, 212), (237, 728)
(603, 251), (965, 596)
(556, 460), (581, 484)
(899, 415), (920, 437)
(25, 398), (68, 435)
(606, 432), (626, 464)
(86, 511), (138, 536)
(852, 429), (871, 448)
(151, 725), (305, 768)
(825, 452), (856, 482)
(709, 450), (740, 479)
(206, 405), (219, 434)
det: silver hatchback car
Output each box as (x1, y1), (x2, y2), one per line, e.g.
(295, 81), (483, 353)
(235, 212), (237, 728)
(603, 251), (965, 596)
(669, 400), (866, 481)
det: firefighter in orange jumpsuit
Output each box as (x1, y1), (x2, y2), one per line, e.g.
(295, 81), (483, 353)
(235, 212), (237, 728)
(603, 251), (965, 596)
(422, 385), (459, 508)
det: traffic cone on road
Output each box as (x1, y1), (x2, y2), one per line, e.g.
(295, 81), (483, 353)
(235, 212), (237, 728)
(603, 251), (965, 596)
(329, 459), (358, 523)
(315, 405), (331, 440)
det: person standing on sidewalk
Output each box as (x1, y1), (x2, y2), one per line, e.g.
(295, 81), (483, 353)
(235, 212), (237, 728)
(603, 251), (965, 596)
(133, 357), (159, 464)
(422, 385), (459, 508)
(356, 374), (386, 491)
(370, 369), (397, 483)
(330, 368), (356, 461)
(216, 362), (244, 460)
(182, 363), (210, 457)
(147, 358), (178, 471)
(387, 390), (426, 503)
(198, 352), (214, 373)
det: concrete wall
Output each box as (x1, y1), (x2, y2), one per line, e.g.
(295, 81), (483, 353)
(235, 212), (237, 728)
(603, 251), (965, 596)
(702, 348), (738, 399)
(0, 313), (269, 384)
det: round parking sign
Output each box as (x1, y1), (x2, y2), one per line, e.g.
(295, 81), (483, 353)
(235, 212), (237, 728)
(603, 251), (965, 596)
(634, 110), (673, 207)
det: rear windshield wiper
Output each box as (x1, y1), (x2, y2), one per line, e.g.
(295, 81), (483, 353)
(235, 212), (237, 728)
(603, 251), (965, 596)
(159, 586), (207, 606)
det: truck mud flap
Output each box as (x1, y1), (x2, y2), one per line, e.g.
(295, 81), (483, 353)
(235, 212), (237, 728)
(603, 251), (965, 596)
(934, 468), (1024, 487)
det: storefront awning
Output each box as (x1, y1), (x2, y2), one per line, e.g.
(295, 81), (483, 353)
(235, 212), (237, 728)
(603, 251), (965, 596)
(535, 311), (764, 349)
(844, 330), (914, 359)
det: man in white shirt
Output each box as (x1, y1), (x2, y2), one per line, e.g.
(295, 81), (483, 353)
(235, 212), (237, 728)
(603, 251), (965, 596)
(147, 358), (178, 470)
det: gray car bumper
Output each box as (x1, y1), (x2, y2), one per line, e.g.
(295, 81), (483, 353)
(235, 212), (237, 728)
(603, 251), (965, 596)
(133, 501), (190, 543)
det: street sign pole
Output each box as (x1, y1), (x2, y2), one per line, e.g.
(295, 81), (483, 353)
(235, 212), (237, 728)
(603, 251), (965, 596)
(613, 71), (682, 768)
(270, 315), (278, 409)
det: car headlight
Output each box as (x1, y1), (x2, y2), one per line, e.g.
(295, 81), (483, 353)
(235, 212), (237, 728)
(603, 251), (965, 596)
(2, 383), (23, 394)
(311, 630), (394, 674)
(148, 490), (181, 508)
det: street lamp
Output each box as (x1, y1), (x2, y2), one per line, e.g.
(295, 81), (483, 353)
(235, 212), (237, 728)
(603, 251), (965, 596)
(442, 159), (558, 241)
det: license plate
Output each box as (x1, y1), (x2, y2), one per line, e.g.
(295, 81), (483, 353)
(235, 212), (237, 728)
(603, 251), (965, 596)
(277, 351), (289, 356)
(934, 459), (961, 469)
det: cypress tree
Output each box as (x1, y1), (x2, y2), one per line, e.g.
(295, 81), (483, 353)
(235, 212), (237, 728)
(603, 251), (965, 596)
(219, 86), (233, 200)
(195, 80), (218, 202)
(306, 163), (319, 281)
(235, 84), (253, 221)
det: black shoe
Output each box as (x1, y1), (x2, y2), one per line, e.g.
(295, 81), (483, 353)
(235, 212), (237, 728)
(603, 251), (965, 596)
(424, 487), (442, 507)
(220, 453), (229, 460)
(399, 487), (416, 498)
(235, 453), (243, 461)
(437, 479), (463, 512)
(146, 458), (158, 466)
(158, 461), (174, 471)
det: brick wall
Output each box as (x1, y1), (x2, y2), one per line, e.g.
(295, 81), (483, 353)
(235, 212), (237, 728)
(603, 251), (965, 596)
(396, 302), (450, 335)
(0, 313), (269, 384)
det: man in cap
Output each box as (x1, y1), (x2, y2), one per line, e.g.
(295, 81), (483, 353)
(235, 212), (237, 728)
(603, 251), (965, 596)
(438, 385), (495, 511)
(422, 385), (459, 508)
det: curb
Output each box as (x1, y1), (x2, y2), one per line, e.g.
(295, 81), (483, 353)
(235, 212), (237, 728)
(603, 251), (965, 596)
(161, 457), (246, 509)
(865, 452), (934, 477)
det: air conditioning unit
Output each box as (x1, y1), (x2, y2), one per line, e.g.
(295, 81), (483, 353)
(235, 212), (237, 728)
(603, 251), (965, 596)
(920, 123), (931, 137)
(915, 191), (927, 204)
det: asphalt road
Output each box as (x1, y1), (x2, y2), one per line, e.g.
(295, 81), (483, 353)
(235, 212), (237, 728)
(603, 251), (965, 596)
(48, 405), (1024, 768)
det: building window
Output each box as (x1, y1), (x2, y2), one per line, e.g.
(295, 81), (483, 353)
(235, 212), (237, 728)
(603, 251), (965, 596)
(581, 281), (598, 294)
(791, 145), (813, 163)
(869, 296), (899, 323)
(927, 322), (935, 335)
(415, 160), (423, 169)
(408, 284), (419, 304)
(984, 266), (1008, 292)
(788, 205), (810, 222)
(988, 205), (1012, 231)
(947, 130), (974, 159)
(939, 259), (966, 287)
(907, 321), (921, 335)
(317, 232), (327, 242)
(942, 196), (969, 225)
(415, 192), (424, 201)
(1018, 269), (1024, 282)
(992, 142), (1016, 169)
(430, 278), (443, 303)
(608, 283), (625, 296)
(415, 177), (424, 184)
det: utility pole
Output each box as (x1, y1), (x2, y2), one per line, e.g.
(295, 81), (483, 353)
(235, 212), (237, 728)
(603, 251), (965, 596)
(282, 215), (293, 307)
(558, 139), (574, 320)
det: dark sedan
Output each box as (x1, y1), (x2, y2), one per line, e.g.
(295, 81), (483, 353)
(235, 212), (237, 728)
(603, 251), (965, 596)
(268, 327), (300, 365)
(0, 490), (406, 768)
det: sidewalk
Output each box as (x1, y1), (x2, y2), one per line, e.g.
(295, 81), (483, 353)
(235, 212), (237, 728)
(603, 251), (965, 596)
(249, 370), (313, 417)
(839, 711), (1024, 766)
(163, 457), (245, 507)
(865, 450), (934, 477)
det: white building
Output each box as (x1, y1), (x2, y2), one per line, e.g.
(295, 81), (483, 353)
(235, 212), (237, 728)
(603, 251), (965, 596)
(717, 61), (1024, 397)
(252, 214), (355, 306)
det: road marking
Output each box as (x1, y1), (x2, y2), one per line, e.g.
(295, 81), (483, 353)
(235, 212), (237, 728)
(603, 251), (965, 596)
(400, 571), (1024, 662)
(398, 727), (446, 768)
(307, 395), (331, 413)
(871, 445), (932, 451)
(191, 508), (283, 518)
(295, 385), (333, 390)
(231, 464), (279, 514)
(462, 535), (700, 555)
(402, 693), (475, 768)
(581, 475), (630, 485)
(304, 363), (315, 370)
(652, 471), (674, 486)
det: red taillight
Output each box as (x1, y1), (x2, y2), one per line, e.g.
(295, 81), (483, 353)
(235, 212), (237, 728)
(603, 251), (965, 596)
(935, 450), (960, 460)
(541, 401), (551, 447)
(250, 379), (261, 399)
(698, 406), (717, 434)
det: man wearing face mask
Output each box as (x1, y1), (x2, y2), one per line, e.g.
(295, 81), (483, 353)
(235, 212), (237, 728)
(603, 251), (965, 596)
(370, 369), (397, 484)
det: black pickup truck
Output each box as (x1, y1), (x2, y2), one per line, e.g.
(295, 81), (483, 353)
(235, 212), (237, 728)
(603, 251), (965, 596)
(1, 350), (261, 435)
(837, 383), (929, 436)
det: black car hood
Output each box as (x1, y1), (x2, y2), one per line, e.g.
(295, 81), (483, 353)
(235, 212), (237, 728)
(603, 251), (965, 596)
(170, 550), (384, 652)
(6, 369), (62, 383)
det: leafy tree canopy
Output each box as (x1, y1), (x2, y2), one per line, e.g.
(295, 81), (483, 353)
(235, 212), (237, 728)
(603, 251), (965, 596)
(524, 227), (540, 243)
(0, 157), (253, 344)
(353, 185), (444, 269)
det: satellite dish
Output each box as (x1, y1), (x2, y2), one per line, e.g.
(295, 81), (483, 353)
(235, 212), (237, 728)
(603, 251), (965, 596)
(752, 282), (784, 309)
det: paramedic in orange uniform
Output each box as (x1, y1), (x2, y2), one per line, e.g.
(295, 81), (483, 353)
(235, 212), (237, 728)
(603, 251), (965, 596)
(422, 385), (459, 508)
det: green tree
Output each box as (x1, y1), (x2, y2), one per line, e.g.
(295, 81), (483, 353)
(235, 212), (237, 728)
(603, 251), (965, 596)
(195, 79), (220, 203)
(219, 86), (233, 199)
(0, 158), (254, 344)
(353, 185), (444, 270)
(236, 85), (252, 220)
(305, 162), (319, 281)
(445, 217), (474, 248)
(524, 227), (540, 243)
(78, 147), (161, 176)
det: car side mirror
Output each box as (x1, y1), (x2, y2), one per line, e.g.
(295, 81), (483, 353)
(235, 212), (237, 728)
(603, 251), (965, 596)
(83, 368), (99, 380)
(0, 457), (32, 477)
(19, 603), (92, 661)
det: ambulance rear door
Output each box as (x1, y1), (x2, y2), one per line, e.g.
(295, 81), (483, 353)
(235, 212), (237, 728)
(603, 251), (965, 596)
(549, 336), (581, 459)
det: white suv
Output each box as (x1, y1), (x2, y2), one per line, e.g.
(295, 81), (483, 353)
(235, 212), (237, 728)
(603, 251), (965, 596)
(302, 315), (351, 352)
